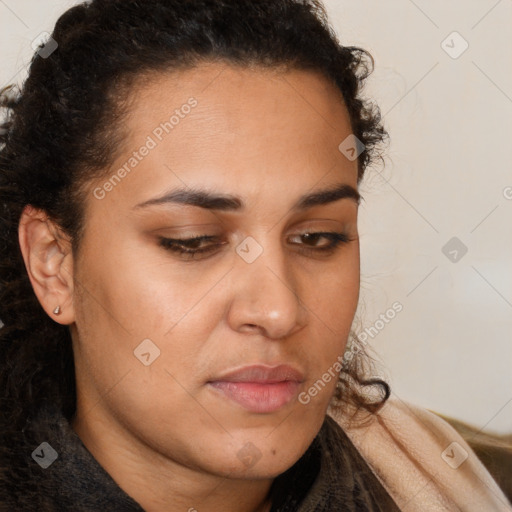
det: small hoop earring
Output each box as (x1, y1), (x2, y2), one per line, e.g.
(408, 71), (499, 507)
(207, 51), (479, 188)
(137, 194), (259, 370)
(53, 305), (61, 315)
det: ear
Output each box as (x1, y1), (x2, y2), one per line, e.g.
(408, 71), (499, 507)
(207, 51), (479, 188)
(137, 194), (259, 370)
(18, 205), (75, 325)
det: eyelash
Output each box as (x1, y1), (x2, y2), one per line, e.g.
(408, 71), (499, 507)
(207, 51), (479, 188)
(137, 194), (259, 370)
(158, 232), (351, 260)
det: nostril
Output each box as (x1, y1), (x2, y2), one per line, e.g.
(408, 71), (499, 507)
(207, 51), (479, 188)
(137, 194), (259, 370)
(240, 323), (264, 334)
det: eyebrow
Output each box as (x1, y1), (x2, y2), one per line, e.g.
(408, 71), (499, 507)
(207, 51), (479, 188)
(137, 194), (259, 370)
(133, 182), (361, 212)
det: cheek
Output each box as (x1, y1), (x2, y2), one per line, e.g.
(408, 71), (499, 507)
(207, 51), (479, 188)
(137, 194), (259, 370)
(71, 237), (226, 393)
(71, 254), (218, 436)
(303, 252), (360, 371)
(74, 230), (214, 334)
(302, 248), (360, 323)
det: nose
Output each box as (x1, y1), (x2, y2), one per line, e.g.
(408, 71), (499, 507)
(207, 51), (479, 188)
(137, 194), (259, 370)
(226, 242), (307, 340)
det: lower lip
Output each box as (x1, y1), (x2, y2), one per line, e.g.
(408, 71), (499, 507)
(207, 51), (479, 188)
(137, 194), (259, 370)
(208, 381), (301, 413)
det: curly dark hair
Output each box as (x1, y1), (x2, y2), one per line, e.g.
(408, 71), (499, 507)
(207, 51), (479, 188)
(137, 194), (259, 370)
(0, 0), (389, 431)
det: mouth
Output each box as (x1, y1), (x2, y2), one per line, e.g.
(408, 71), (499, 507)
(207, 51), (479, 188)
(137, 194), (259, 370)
(207, 364), (304, 414)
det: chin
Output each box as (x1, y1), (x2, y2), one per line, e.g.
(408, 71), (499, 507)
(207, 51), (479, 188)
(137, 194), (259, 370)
(217, 453), (304, 481)
(206, 430), (316, 480)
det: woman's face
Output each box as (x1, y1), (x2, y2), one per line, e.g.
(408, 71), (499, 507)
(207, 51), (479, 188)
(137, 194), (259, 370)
(70, 62), (360, 479)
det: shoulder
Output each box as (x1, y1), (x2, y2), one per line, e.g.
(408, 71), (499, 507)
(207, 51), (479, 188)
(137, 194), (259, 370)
(328, 396), (512, 511)
(432, 409), (512, 501)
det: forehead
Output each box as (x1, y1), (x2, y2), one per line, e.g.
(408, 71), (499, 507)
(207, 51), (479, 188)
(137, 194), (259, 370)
(122, 61), (352, 153)
(86, 62), (357, 218)
(129, 62), (346, 112)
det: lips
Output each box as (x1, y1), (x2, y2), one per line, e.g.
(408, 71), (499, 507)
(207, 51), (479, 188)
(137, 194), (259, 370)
(211, 364), (305, 384)
(208, 364), (304, 413)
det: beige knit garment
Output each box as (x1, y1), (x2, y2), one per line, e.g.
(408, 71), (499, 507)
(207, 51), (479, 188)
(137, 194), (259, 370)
(329, 396), (512, 511)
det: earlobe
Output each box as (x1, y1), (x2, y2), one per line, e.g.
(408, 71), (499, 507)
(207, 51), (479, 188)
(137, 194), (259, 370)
(18, 205), (75, 325)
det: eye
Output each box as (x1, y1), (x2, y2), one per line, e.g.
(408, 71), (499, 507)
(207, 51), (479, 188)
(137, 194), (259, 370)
(159, 231), (352, 261)
(288, 232), (351, 255)
(159, 235), (226, 260)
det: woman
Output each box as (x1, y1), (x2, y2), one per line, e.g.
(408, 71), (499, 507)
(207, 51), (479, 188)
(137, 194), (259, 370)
(0, 0), (510, 510)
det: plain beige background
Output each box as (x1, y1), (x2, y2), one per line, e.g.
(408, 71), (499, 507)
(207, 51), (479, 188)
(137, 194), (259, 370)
(1, 0), (511, 433)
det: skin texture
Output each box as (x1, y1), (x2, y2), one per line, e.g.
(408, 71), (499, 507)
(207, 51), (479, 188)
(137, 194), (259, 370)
(18, 62), (361, 512)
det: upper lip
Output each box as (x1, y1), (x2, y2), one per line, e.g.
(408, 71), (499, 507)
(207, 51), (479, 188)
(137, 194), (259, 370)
(209, 364), (305, 384)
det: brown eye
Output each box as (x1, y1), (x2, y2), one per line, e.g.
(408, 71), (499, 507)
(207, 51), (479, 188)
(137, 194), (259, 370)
(288, 232), (351, 253)
(159, 235), (226, 260)
(159, 231), (351, 262)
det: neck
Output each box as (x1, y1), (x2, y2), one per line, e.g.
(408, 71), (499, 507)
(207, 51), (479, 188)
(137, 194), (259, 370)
(71, 407), (275, 512)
